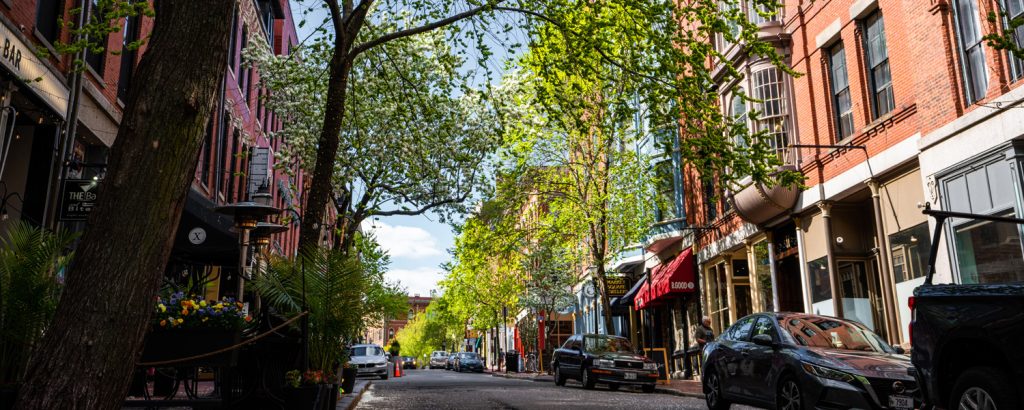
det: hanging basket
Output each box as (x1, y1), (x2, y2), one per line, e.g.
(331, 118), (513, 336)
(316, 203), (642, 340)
(140, 329), (242, 367)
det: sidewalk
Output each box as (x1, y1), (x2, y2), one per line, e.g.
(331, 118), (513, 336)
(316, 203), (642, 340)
(654, 379), (704, 399)
(336, 379), (370, 410)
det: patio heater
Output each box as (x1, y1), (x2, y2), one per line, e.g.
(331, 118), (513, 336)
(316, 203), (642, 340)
(214, 189), (280, 302)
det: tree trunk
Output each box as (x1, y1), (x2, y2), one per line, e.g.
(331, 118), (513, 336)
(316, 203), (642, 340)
(299, 45), (353, 252)
(15, 1), (234, 408)
(597, 265), (614, 334)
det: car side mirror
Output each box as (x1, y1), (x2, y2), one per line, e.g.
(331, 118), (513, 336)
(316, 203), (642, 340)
(893, 345), (906, 354)
(752, 334), (775, 348)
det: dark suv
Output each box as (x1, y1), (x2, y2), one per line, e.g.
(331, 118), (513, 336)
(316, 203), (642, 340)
(550, 334), (658, 393)
(911, 207), (1024, 410)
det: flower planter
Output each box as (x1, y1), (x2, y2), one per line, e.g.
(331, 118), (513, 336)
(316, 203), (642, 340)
(284, 385), (331, 410)
(341, 367), (357, 394)
(140, 329), (242, 367)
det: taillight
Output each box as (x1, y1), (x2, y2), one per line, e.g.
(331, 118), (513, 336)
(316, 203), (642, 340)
(908, 296), (915, 344)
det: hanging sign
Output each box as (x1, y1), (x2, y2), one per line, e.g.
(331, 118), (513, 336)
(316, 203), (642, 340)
(58, 179), (100, 221)
(606, 277), (629, 297)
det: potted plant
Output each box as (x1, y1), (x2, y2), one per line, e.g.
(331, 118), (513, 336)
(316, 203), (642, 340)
(0, 222), (77, 410)
(283, 369), (330, 409)
(340, 358), (357, 395)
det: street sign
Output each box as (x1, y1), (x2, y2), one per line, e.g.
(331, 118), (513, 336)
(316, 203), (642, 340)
(606, 277), (630, 297)
(58, 179), (100, 221)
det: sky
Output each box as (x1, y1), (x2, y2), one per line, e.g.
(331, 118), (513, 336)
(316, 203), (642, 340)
(288, 2), (523, 297)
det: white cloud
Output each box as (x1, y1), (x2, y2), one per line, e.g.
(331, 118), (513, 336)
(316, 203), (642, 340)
(362, 220), (442, 259)
(386, 267), (445, 297)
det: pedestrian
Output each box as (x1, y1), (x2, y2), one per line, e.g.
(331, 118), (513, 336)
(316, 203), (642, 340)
(682, 316), (715, 379)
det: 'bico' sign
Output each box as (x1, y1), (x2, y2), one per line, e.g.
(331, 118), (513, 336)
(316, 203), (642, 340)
(59, 179), (100, 221)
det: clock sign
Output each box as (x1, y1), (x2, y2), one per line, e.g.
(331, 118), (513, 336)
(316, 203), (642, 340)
(188, 227), (207, 245)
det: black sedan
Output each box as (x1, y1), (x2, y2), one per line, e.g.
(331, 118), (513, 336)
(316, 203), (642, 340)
(398, 356), (416, 369)
(454, 352), (484, 372)
(702, 312), (919, 410)
(551, 334), (658, 393)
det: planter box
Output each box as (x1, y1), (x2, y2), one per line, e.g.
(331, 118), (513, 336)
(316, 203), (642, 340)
(341, 368), (357, 394)
(140, 329), (242, 367)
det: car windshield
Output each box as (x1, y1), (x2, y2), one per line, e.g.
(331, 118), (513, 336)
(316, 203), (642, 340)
(780, 316), (893, 353)
(432, 351), (446, 357)
(351, 346), (383, 356)
(584, 336), (633, 354)
(458, 353), (478, 360)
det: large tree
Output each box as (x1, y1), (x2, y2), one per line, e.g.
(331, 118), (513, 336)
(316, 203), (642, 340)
(15, 1), (236, 407)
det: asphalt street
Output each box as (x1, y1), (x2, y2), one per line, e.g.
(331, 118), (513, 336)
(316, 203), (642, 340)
(354, 368), (714, 409)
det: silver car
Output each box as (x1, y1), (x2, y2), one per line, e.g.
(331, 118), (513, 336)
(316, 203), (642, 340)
(429, 351), (449, 369)
(349, 344), (389, 379)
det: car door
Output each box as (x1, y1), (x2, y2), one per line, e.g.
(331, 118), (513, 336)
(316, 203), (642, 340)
(564, 336), (584, 377)
(718, 317), (755, 396)
(738, 316), (780, 403)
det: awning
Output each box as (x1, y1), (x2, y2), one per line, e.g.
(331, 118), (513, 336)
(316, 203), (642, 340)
(635, 248), (696, 310)
(612, 273), (647, 307)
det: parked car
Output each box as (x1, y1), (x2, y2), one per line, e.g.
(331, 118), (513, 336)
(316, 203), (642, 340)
(349, 344), (389, 380)
(399, 356), (416, 369)
(702, 312), (917, 410)
(911, 207), (1024, 410)
(429, 351), (449, 369)
(550, 334), (658, 393)
(445, 353), (457, 370)
(454, 352), (484, 372)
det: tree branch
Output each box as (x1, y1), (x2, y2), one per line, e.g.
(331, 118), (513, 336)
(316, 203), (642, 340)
(375, 192), (471, 217)
(350, 1), (503, 57)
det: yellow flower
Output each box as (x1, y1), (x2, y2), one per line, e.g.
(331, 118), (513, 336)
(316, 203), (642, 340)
(215, 303), (224, 310)
(158, 304), (166, 312)
(202, 317), (209, 322)
(176, 318), (183, 324)
(199, 301), (207, 308)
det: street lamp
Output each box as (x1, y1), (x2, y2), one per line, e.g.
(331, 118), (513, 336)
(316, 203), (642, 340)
(214, 190), (281, 302)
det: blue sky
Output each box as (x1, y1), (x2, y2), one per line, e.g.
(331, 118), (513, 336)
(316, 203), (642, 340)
(289, 3), (522, 297)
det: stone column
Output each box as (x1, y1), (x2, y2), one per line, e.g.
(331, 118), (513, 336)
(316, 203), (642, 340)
(766, 231), (781, 312)
(745, 239), (762, 312)
(867, 179), (901, 343)
(820, 201), (843, 318)
(724, 256), (737, 324)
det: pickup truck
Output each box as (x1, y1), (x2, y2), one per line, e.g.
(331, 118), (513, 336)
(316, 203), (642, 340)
(911, 206), (1024, 410)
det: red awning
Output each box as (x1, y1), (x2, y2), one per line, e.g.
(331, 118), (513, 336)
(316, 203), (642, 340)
(635, 248), (695, 310)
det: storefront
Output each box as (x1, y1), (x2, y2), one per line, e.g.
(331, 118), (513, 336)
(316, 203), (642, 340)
(0, 20), (70, 233)
(634, 248), (697, 378)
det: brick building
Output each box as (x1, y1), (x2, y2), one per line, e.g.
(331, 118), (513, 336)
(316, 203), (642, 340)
(0, 0), (308, 301)
(681, 0), (1024, 352)
(365, 294), (432, 348)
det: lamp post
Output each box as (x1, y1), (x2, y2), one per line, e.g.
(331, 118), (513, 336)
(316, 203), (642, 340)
(250, 221), (287, 312)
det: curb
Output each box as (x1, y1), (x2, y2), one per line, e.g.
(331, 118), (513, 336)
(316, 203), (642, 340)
(489, 372), (554, 383)
(341, 381), (371, 410)
(653, 386), (704, 400)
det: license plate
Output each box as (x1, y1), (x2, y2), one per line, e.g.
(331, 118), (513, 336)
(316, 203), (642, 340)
(624, 372), (637, 380)
(889, 395), (912, 409)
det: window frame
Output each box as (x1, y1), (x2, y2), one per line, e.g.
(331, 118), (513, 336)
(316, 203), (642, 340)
(1002, 0), (1024, 81)
(861, 10), (895, 119)
(827, 42), (854, 141)
(952, 0), (990, 104)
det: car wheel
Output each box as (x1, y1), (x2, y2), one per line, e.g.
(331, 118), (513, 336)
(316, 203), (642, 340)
(641, 384), (655, 393)
(951, 367), (1019, 410)
(777, 376), (803, 410)
(608, 383), (620, 391)
(554, 366), (566, 386)
(704, 370), (730, 410)
(581, 367), (596, 390)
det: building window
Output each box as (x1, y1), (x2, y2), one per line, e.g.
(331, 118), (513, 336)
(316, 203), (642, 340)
(240, 26), (252, 104)
(1004, 0), (1024, 80)
(703, 179), (718, 222)
(228, 130), (240, 201)
(808, 256), (831, 304)
(889, 222), (931, 283)
(752, 67), (790, 159)
(117, 12), (141, 102)
(731, 93), (748, 147)
(36, 0), (64, 44)
(862, 11), (894, 118)
(718, 1), (739, 52)
(228, 8), (239, 72)
(201, 116), (213, 186)
(828, 43), (854, 141)
(84, 0), (107, 75)
(953, 0), (989, 103)
(747, 0), (778, 25)
(653, 159), (679, 222)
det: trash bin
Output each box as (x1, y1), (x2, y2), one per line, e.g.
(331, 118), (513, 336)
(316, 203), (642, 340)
(505, 351), (519, 373)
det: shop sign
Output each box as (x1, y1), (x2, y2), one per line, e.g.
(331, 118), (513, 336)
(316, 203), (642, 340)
(59, 179), (100, 221)
(0, 24), (70, 118)
(606, 277), (629, 297)
(670, 280), (695, 291)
